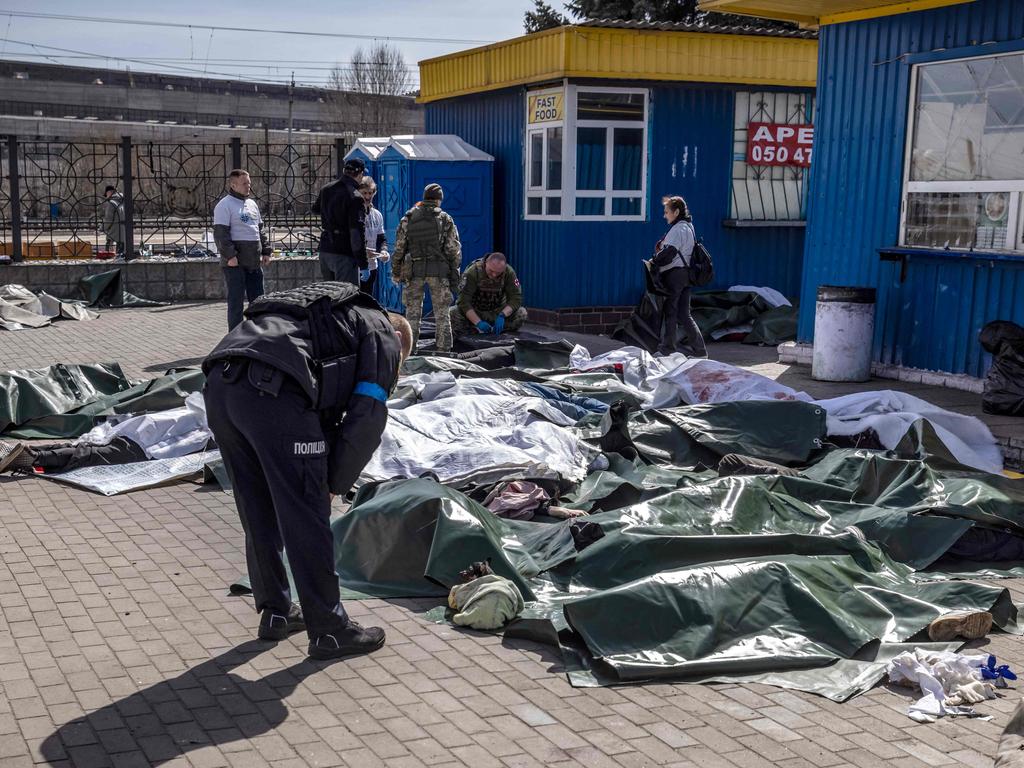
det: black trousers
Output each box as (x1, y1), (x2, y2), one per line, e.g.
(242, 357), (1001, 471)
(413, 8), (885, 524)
(31, 436), (147, 472)
(360, 268), (378, 298)
(224, 266), (265, 331)
(204, 359), (348, 637)
(660, 266), (706, 356)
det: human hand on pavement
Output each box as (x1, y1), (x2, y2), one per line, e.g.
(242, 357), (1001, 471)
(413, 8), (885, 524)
(494, 314), (505, 335)
(476, 320), (493, 334)
(227, 257), (239, 267)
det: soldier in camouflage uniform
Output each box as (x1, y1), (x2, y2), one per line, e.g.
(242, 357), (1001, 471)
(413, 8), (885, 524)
(391, 184), (462, 352)
(450, 251), (528, 339)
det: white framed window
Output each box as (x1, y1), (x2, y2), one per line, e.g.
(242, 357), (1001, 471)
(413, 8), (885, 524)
(900, 50), (1024, 253)
(524, 84), (648, 221)
(730, 91), (814, 222)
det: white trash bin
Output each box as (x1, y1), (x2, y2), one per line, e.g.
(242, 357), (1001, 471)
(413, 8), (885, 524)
(812, 285), (876, 382)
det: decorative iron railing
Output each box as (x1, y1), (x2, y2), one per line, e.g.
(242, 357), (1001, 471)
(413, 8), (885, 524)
(0, 134), (348, 260)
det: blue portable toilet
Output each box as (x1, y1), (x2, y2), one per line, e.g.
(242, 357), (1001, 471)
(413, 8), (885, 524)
(343, 136), (390, 187)
(374, 135), (494, 311)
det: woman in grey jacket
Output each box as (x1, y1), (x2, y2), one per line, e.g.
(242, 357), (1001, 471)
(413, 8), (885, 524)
(650, 196), (707, 358)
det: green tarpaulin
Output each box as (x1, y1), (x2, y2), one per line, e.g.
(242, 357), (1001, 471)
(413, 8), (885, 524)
(227, 390), (1021, 701)
(1, 366), (204, 438)
(79, 269), (163, 308)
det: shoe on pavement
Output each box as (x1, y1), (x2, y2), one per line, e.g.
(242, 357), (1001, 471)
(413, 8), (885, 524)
(927, 610), (993, 642)
(308, 620), (386, 660)
(0, 441), (33, 474)
(258, 604), (305, 641)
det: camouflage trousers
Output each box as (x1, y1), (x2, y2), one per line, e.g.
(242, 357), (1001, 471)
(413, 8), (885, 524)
(449, 306), (528, 339)
(404, 276), (453, 352)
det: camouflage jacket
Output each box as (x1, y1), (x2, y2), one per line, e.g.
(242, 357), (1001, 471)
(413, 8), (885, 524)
(457, 259), (522, 316)
(391, 201), (462, 283)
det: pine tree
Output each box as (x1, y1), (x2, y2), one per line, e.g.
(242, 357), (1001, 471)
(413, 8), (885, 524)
(524, 1), (569, 33)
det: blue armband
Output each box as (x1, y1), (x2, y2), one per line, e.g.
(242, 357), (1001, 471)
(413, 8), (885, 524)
(353, 381), (388, 403)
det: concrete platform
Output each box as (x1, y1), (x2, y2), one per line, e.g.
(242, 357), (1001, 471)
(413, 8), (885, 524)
(0, 302), (1022, 768)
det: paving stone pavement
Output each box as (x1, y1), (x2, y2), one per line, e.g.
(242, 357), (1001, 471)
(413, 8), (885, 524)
(1, 302), (1023, 768)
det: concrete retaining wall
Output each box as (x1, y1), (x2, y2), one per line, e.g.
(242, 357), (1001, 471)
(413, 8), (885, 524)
(0, 258), (323, 302)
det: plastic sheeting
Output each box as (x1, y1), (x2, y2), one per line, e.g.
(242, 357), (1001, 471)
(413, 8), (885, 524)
(0, 284), (98, 330)
(1, 366), (204, 439)
(45, 449), (220, 496)
(78, 269), (162, 308)
(323, 465), (1020, 700)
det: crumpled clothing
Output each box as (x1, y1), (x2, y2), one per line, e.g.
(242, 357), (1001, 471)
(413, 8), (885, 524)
(887, 648), (996, 722)
(483, 480), (550, 520)
(448, 574), (525, 630)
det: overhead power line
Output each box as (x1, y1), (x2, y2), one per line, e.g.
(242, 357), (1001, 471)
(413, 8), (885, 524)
(0, 39), (420, 87)
(0, 52), (420, 73)
(0, 9), (491, 45)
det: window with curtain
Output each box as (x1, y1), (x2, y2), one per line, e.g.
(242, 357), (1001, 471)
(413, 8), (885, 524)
(901, 51), (1024, 252)
(525, 86), (648, 221)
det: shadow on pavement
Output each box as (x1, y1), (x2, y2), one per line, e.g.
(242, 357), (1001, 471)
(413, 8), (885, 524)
(40, 639), (335, 766)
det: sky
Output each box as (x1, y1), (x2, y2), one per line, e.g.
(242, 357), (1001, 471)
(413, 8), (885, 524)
(0, 1), (538, 89)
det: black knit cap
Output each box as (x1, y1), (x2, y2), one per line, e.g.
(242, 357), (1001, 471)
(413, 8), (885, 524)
(423, 183), (444, 201)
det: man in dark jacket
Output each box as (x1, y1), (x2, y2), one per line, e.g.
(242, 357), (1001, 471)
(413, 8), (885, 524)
(312, 158), (367, 284)
(203, 281), (413, 660)
(213, 169), (272, 330)
(101, 185), (126, 257)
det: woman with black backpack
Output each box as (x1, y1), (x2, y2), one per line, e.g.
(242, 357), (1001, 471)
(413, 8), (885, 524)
(650, 195), (707, 358)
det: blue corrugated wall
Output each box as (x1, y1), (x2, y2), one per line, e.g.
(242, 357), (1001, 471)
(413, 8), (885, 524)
(425, 82), (808, 310)
(800, 0), (1024, 377)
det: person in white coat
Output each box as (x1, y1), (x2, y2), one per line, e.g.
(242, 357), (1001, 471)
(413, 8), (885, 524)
(358, 176), (389, 298)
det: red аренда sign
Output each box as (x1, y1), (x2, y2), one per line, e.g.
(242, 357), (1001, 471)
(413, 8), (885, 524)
(746, 122), (814, 167)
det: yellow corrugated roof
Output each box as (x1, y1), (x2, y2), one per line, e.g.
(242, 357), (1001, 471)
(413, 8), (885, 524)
(698, 0), (975, 27)
(417, 25), (817, 104)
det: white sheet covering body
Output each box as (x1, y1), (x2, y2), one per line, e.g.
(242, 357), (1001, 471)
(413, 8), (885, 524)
(364, 377), (594, 488)
(75, 392), (211, 459)
(568, 347), (1002, 473)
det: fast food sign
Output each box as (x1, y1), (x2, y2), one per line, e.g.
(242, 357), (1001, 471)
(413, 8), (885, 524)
(746, 122), (814, 167)
(527, 91), (564, 124)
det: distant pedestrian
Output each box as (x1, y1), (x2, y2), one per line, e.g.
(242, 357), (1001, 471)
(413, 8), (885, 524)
(101, 185), (126, 258)
(651, 195), (706, 358)
(391, 183), (462, 353)
(312, 158), (366, 285)
(358, 176), (388, 298)
(213, 169), (272, 330)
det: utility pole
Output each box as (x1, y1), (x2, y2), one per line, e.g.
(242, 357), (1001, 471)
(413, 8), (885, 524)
(287, 71), (294, 158)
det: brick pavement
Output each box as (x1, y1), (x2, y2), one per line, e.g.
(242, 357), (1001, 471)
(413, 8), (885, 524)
(0, 302), (1023, 768)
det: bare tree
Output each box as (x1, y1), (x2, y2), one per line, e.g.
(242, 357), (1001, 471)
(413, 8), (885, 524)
(328, 43), (414, 136)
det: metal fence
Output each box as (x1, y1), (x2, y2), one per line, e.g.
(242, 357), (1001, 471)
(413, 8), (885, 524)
(0, 134), (349, 260)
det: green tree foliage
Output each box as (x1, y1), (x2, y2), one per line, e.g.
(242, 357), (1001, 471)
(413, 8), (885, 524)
(525, 0), (802, 32)
(524, 1), (569, 33)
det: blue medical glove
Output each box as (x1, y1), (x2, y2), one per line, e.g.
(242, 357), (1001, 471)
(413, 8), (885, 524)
(475, 320), (492, 334)
(359, 269), (370, 282)
(494, 314), (505, 335)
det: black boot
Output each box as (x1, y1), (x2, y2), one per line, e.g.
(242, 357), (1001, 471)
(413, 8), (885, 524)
(308, 620), (385, 660)
(257, 604), (305, 641)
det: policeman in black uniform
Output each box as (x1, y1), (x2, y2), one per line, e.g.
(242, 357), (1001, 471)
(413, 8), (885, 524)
(203, 281), (411, 660)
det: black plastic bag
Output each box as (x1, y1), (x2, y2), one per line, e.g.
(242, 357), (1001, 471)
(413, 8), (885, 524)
(980, 320), (1024, 416)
